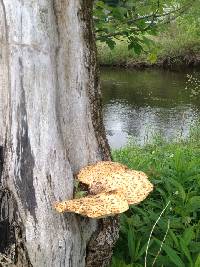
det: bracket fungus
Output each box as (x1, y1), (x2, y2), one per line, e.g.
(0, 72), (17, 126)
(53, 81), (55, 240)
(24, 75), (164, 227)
(54, 190), (129, 218)
(54, 161), (153, 218)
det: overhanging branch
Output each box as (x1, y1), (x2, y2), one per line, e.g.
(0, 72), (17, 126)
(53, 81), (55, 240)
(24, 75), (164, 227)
(95, 2), (194, 40)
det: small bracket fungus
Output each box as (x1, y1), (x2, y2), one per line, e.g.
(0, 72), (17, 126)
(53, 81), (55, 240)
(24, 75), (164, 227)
(55, 190), (129, 218)
(54, 161), (153, 218)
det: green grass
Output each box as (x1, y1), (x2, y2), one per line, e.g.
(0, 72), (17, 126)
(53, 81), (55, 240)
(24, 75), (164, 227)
(110, 125), (200, 267)
(97, 39), (143, 66)
(97, 40), (150, 66)
(155, 20), (200, 60)
(97, 19), (200, 67)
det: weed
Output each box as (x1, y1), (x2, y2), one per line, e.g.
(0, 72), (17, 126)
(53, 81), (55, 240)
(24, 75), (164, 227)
(111, 128), (200, 267)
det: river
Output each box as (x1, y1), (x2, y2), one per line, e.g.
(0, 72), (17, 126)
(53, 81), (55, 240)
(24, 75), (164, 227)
(101, 68), (200, 149)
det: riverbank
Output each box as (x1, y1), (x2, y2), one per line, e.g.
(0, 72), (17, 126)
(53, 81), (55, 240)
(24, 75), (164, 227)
(97, 20), (200, 70)
(98, 41), (200, 70)
(110, 125), (200, 267)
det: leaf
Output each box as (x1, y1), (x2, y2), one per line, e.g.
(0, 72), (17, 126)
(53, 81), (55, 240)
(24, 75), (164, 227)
(95, 1), (105, 9)
(148, 53), (157, 64)
(106, 39), (116, 49)
(128, 227), (135, 262)
(163, 244), (185, 267)
(128, 42), (143, 54)
(180, 238), (193, 265)
(74, 191), (87, 198)
(190, 242), (200, 254)
(138, 240), (153, 258)
(195, 253), (200, 267)
(187, 196), (200, 212)
(112, 7), (127, 19)
(155, 239), (185, 267)
(169, 230), (180, 249)
(183, 227), (195, 246)
(168, 178), (186, 201)
(135, 238), (141, 258)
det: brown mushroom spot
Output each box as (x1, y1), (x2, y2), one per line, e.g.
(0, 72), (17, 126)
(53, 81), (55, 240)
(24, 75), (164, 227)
(77, 161), (153, 204)
(77, 161), (128, 187)
(54, 161), (153, 218)
(54, 190), (129, 218)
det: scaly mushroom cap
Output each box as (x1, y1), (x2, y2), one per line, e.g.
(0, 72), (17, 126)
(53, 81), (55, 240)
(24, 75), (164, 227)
(54, 161), (153, 218)
(54, 190), (129, 218)
(77, 161), (153, 205)
(77, 161), (128, 187)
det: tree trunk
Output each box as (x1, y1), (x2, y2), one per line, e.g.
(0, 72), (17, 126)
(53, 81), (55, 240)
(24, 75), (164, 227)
(0, 1), (118, 266)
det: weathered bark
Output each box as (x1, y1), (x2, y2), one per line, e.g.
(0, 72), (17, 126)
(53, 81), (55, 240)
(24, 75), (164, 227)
(0, 1), (118, 266)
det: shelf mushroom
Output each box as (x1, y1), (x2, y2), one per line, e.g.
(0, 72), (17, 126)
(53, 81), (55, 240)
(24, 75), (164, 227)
(77, 161), (153, 205)
(54, 190), (129, 218)
(54, 161), (153, 218)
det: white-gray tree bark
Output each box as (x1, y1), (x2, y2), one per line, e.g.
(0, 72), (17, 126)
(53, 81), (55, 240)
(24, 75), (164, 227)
(0, 1), (118, 266)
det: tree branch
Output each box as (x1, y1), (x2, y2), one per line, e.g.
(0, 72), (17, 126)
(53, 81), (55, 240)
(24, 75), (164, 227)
(95, 1), (194, 40)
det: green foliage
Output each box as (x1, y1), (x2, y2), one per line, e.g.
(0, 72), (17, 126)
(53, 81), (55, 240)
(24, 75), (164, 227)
(94, 0), (157, 51)
(111, 126), (200, 267)
(94, 0), (197, 53)
(73, 180), (88, 198)
(97, 39), (146, 65)
(156, 2), (200, 59)
(97, 1), (200, 65)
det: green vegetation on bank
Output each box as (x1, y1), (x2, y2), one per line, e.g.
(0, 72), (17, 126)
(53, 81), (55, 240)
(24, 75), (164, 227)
(97, 2), (200, 67)
(111, 125), (200, 267)
(97, 24), (200, 67)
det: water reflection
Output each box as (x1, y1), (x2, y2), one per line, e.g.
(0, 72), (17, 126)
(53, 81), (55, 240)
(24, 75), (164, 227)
(101, 68), (200, 148)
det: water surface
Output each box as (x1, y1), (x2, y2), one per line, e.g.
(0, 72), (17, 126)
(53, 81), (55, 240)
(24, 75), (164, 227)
(101, 68), (200, 148)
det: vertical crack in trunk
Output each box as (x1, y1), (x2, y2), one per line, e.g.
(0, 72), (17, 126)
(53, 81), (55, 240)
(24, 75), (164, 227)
(82, 0), (111, 162)
(0, 189), (32, 266)
(0, 0), (11, 138)
(0, 1), (33, 265)
(0, 146), (4, 182)
(0, 146), (32, 266)
(0, 150), (32, 266)
(14, 57), (37, 222)
(80, 1), (119, 266)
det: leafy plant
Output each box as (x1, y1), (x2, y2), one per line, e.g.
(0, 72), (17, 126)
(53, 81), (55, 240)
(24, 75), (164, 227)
(111, 127), (200, 266)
